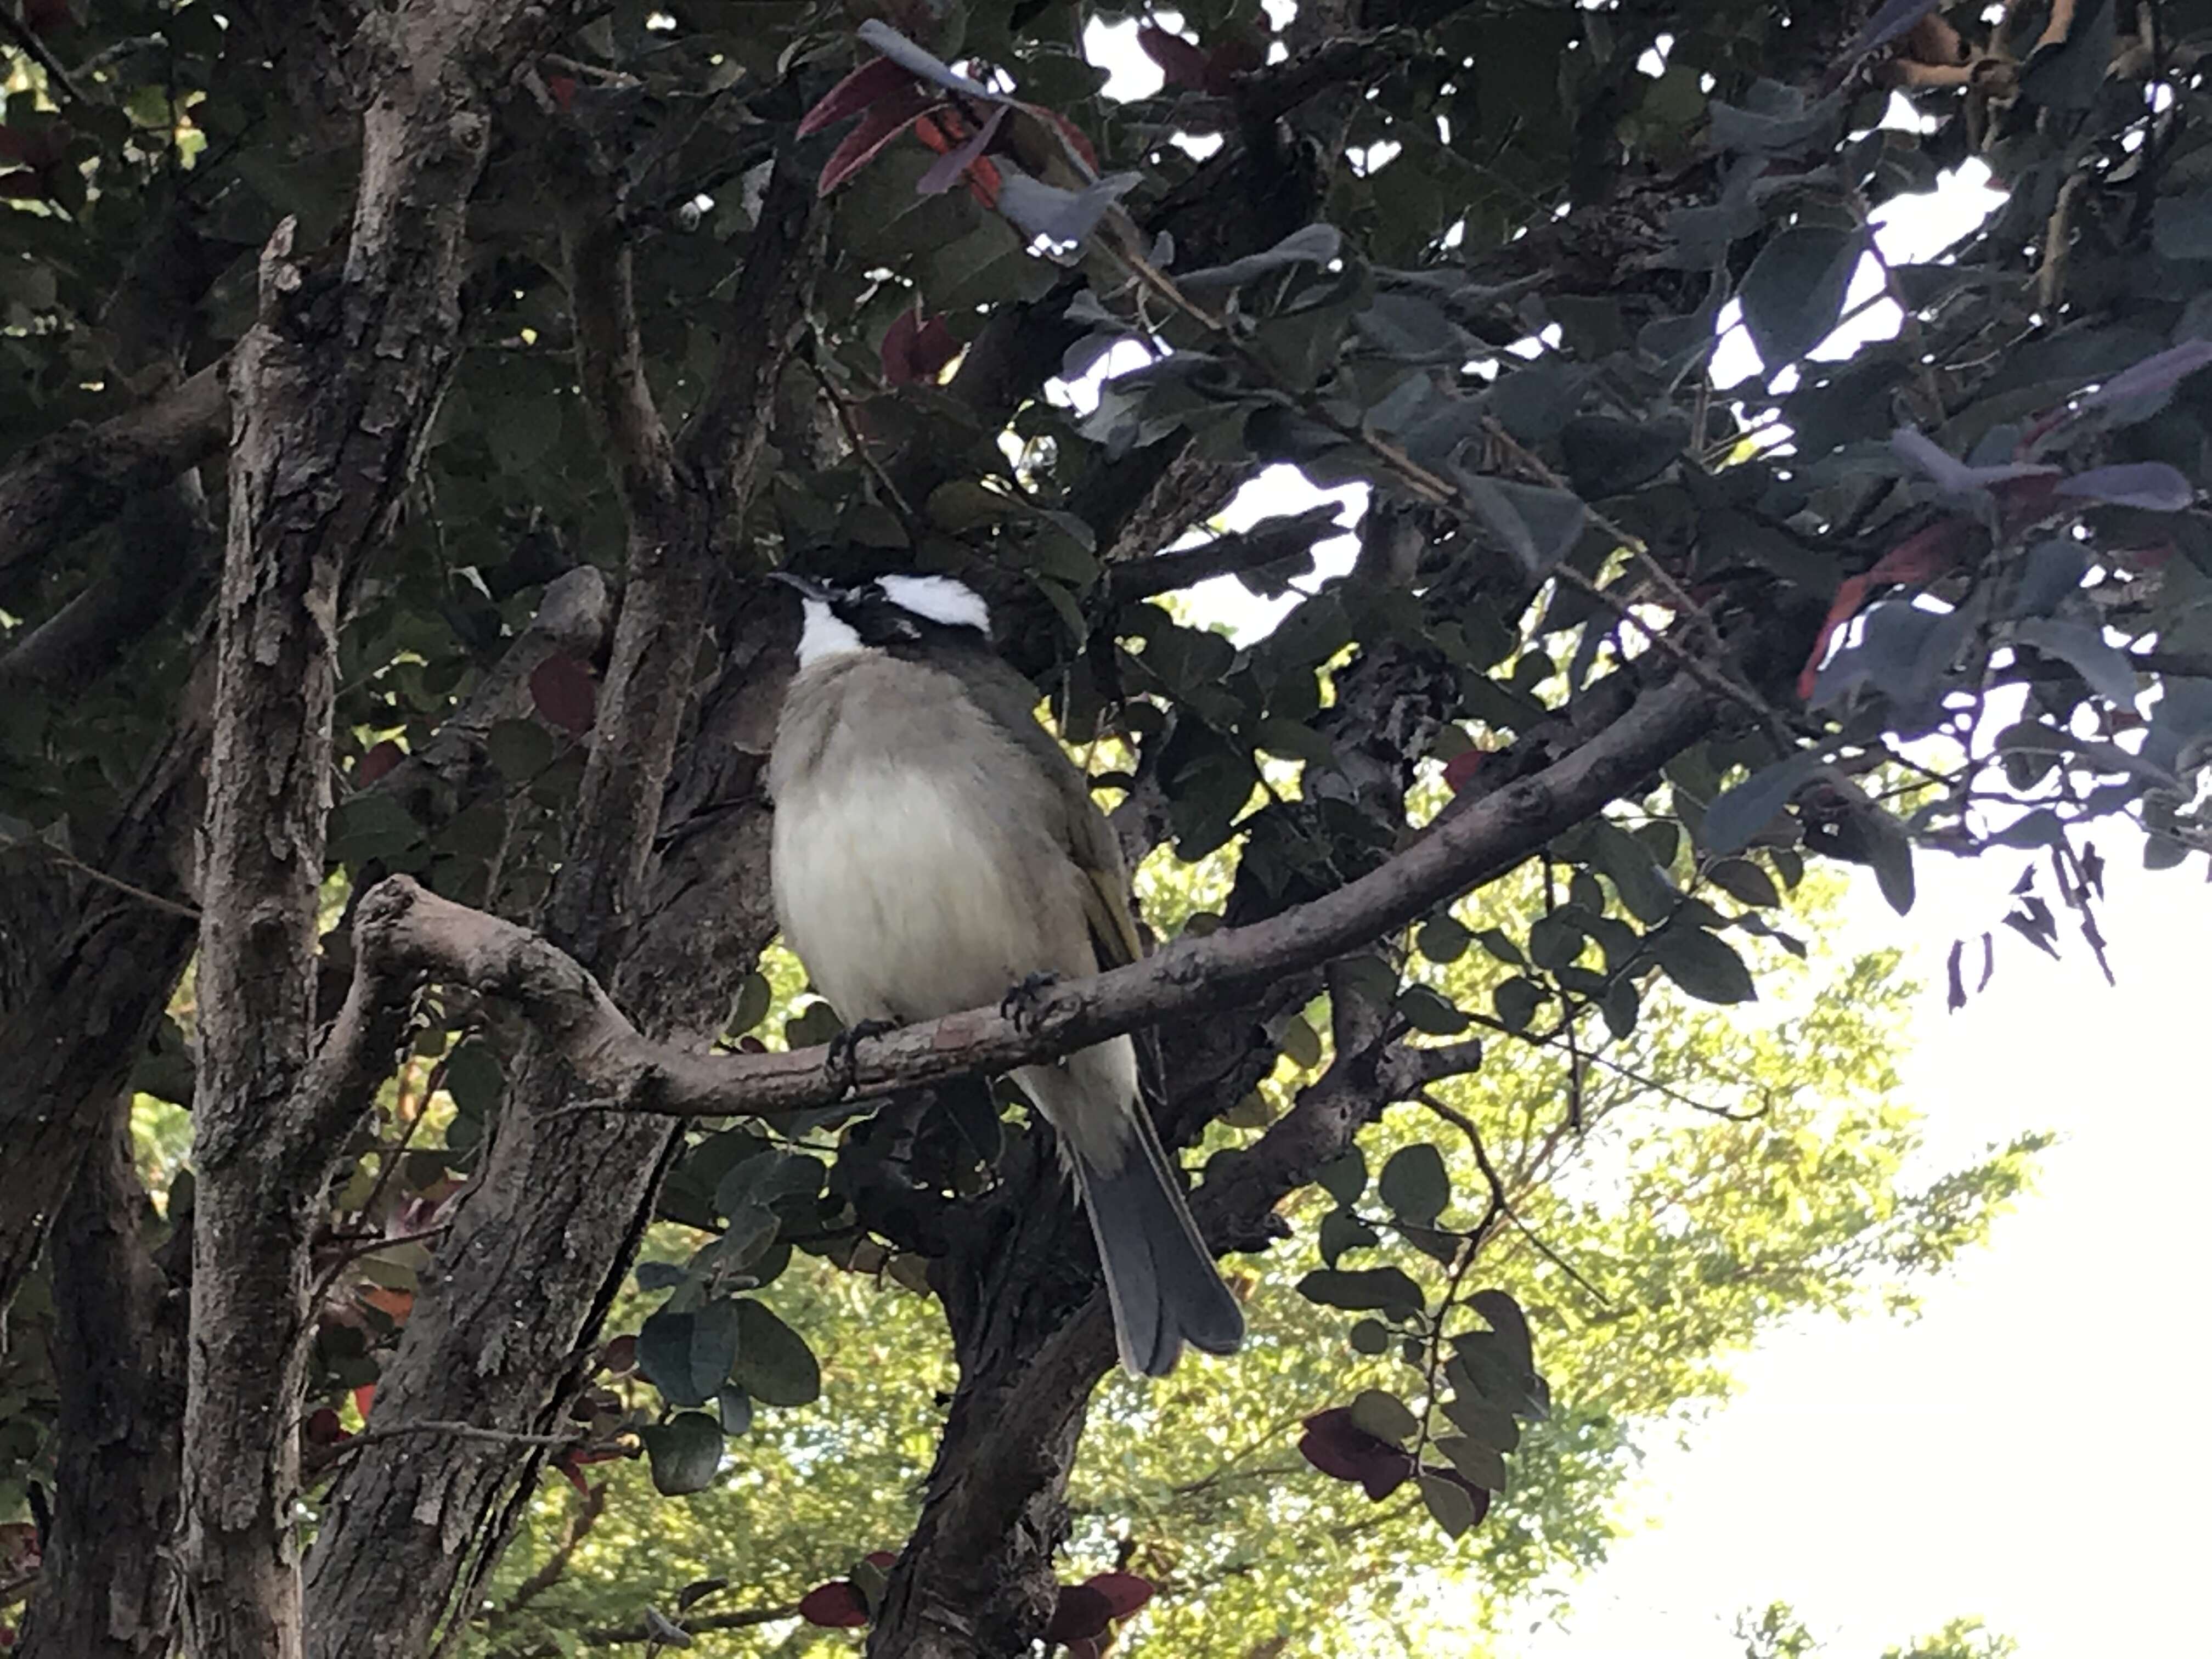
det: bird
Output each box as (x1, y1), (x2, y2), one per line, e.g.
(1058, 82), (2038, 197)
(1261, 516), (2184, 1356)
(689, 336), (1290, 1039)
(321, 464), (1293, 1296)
(765, 568), (1245, 1376)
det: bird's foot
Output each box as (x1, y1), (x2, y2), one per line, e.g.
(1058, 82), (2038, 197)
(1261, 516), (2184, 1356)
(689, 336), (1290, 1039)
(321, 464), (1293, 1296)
(827, 1018), (900, 1097)
(999, 970), (1063, 1032)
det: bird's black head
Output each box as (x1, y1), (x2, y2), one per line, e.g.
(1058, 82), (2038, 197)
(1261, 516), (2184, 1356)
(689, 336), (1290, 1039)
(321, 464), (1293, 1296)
(772, 571), (994, 668)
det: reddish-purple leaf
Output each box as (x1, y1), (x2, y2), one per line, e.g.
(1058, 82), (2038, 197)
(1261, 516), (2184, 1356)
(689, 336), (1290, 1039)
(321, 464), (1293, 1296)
(819, 83), (936, 196)
(1298, 1406), (1416, 1500)
(529, 653), (597, 735)
(1082, 1571), (1155, 1620)
(798, 55), (921, 137)
(917, 103), (1006, 195)
(799, 1582), (870, 1628)
(358, 739), (404, 785)
(1138, 23), (1212, 89)
(1443, 749), (1485, 794)
(1201, 33), (1264, 94)
(2056, 461), (2196, 512)
(881, 309), (961, 385)
(1045, 1584), (1116, 1643)
(862, 1550), (898, 1571)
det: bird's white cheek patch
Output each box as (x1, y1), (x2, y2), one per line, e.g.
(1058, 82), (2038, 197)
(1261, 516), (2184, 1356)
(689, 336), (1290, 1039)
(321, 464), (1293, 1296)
(795, 598), (865, 668)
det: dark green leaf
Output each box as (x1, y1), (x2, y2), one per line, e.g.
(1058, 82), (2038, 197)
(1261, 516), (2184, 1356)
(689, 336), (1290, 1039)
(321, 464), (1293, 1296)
(1651, 923), (1757, 1005)
(730, 1301), (820, 1407)
(1319, 1207), (1381, 1267)
(1702, 751), (1826, 855)
(1434, 1434), (1509, 1491)
(1296, 1267), (1425, 1317)
(1316, 1148), (1367, 1205)
(1492, 977), (1546, 1033)
(641, 1412), (725, 1496)
(1417, 915), (1471, 963)
(1349, 1387), (1420, 1446)
(1379, 1143), (1450, 1227)
(1739, 227), (1865, 370)
(1418, 1472), (1480, 1537)
(1396, 983), (1472, 1035)
(1707, 858), (1781, 908)
(1348, 1318), (1391, 1356)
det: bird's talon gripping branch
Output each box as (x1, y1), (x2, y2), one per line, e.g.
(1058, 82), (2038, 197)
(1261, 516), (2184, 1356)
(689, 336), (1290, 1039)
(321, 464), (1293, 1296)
(827, 1018), (899, 1096)
(999, 970), (1063, 1031)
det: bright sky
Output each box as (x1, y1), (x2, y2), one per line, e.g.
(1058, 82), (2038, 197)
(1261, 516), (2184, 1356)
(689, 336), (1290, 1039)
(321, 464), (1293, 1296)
(1074, 18), (2212, 1658)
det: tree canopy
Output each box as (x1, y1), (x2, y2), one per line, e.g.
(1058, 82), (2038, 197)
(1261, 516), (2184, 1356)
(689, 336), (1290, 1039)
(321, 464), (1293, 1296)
(1, 0), (2205, 1655)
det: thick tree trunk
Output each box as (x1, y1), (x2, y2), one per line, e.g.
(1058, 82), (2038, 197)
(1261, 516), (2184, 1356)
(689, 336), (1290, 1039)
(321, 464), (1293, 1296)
(179, 0), (546, 1645)
(300, 160), (825, 1656)
(14, 1094), (184, 1659)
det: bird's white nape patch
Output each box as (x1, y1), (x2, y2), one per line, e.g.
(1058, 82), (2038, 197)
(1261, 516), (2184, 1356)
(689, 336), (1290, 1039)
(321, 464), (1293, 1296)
(795, 596), (864, 668)
(877, 573), (990, 634)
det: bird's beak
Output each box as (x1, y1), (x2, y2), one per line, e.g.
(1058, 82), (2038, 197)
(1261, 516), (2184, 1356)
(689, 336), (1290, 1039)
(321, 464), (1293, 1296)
(767, 568), (837, 602)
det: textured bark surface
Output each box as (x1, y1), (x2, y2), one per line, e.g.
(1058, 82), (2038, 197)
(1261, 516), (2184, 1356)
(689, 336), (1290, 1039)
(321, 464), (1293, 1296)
(13, 1094), (184, 1659)
(299, 159), (825, 1658)
(180, 0), (553, 1646)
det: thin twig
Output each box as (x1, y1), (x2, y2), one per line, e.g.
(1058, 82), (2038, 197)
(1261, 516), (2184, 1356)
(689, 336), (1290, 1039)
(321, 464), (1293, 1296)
(16, 839), (202, 921)
(804, 345), (916, 518)
(1, 3), (92, 106)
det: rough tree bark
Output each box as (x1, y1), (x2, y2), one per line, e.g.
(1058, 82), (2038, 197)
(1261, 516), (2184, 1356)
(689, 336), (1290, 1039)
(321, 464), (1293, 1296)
(298, 154), (825, 1659)
(12, 1093), (185, 1659)
(180, 0), (567, 1647)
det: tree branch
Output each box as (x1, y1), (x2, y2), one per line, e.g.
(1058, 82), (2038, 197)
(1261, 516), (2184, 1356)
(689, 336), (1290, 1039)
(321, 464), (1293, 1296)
(348, 675), (1717, 1121)
(0, 362), (227, 596)
(1104, 506), (1344, 603)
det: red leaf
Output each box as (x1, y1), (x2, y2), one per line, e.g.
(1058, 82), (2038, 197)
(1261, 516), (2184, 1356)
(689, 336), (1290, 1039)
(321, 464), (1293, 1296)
(913, 109), (1001, 206)
(881, 309), (962, 385)
(798, 55), (921, 138)
(1082, 1571), (1154, 1620)
(1795, 518), (1972, 700)
(546, 75), (579, 112)
(799, 1581), (871, 1628)
(0, 125), (70, 167)
(1202, 33), (1265, 94)
(601, 1334), (637, 1375)
(1033, 103), (1099, 170)
(1137, 23), (1212, 89)
(1442, 749), (1485, 794)
(1045, 1584), (1116, 1644)
(529, 653), (597, 735)
(819, 84), (935, 196)
(0, 171), (47, 200)
(555, 1451), (590, 1496)
(305, 1407), (349, 1446)
(1298, 1406), (1415, 1500)
(358, 740), (404, 785)
(22, 0), (70, 34)
(1063, 1643), (1105, 1659)
(363, 1284), (414, 1325)
(863, 1550), (898, 1570)
(353, 1383), (377, 1420)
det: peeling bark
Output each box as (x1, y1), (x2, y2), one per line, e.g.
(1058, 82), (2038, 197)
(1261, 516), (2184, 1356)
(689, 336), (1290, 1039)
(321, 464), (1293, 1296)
(299, 157), (826, 1659)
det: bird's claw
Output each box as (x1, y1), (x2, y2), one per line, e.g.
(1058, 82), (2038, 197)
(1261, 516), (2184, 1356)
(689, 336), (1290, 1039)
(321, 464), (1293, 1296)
(999, 970), (1063, 1032)
(826, 1018), (899, 1097)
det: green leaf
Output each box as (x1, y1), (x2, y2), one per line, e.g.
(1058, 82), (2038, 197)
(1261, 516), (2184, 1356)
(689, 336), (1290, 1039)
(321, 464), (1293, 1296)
(1492, 977), (1546, 1033)
(727, 973), (771, 1038)
(1396, 984), (1471, 1035)
(1468, 1289), (1535, 1376)
(641, 1412), (725, 1496)
(1527, 912), (1585, 973)
(1277, 1013), (1324, 1070)
(1440, 1396), (1521, 1452)
(1434, 1434), (1509, 1491)
(1318, 1207), (1380, 1267)
(730, 1301), (820, 1407)
(1417, 916), (1471, 963)
(1315, 1149), (1367, 1206)
(1475, 928), (1525, 967)
(1378, 1143), (1450, 1227)
(1702, 751), (1825, 855)
(1739, 226), (1866, 370)
(327, 792), (426, 866)
(1348, 1387), (1421, 1446)
(1706, 858), (1781, 908)
(1418, 1472), (1480, 1538)
(637, 1308), (714, 1408)
(486, 718), (558, 782)
(1348, 1318), (1391, 1356)
(1652, 923), (1757, 1005)
(1296, 1267), (1425, 1318)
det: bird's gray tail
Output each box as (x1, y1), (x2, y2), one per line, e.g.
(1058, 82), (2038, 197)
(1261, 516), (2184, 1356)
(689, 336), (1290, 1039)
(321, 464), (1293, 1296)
(1067, 1111), (1245, 1378)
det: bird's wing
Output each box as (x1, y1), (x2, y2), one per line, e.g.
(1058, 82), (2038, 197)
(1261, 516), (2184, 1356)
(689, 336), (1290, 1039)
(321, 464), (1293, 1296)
(949, 645), (1143, 973)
